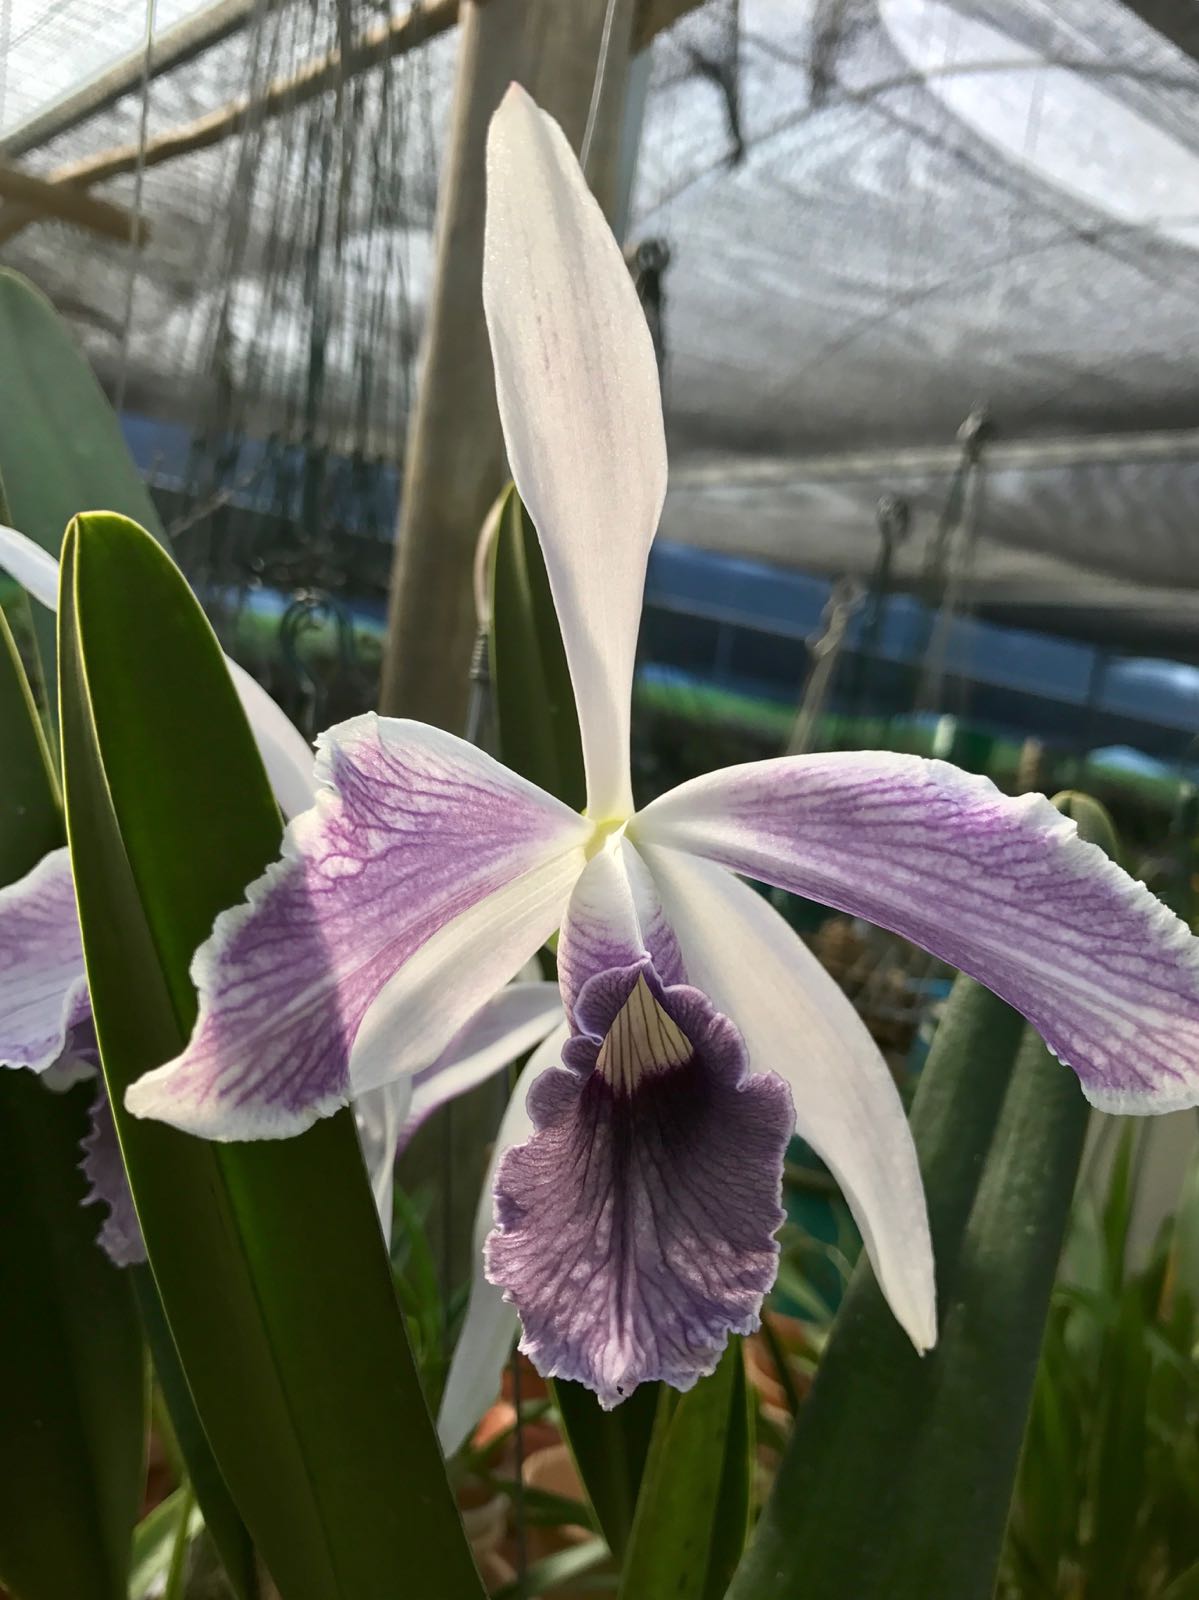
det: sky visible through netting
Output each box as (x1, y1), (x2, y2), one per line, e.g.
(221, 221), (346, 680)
(3, 0), (1199, 657)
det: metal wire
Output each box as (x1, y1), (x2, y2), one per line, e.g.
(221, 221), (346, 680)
(114, 0), (156, 417)
(580, 0), (620, 176)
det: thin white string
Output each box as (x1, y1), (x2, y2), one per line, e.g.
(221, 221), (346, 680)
(115, 0), (157, 415)
(580, 0), (620, 177)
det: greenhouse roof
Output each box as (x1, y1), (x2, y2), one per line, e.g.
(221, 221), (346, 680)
(3, 0), (1199, 656)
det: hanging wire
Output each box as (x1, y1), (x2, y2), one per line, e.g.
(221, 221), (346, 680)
(0, 0), (12, 131)
(114, 0), (157, 417)
(580, 0), (621, 176)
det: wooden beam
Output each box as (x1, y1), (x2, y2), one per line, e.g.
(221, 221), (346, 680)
(0, 0), (704, 249)
(0, 161), (148, 242)
(0, 0), (283, 160)
(377, 0), (639, 731)
(632, 0), (705, 52)
(34, 0), (461, 194)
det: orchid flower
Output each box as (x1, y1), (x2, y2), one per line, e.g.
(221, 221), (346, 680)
(120, 86), (1199, 1411)
(0, 525), (562, 1270)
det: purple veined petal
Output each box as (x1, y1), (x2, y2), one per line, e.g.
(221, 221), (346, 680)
(81, 1081), (146, 1268)
(126, 714), (590, 1139)
(438, 1028), (567, 1456)
(0, 848), (89, 1074)
(353, 981), (563, 1248)
(557, 838), (683, 1023)
(484, 88), (667, 822)
(0, 522), (316, 820)
(639, 843), (936, 1352)
(487, 959), (794, 1407)
(637, 754), (1199, 1114)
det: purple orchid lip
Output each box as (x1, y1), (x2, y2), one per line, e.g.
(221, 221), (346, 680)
(81, 1081), (146, 1269)
(487, 958), (794, 1408)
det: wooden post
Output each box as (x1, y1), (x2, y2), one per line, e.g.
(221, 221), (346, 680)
(377, 0), (636, 728)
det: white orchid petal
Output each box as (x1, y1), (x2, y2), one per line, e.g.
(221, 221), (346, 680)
(402, 981), (563, 1135)
(0, 522), (316, 819)
(355, 983), (562, 1255)
(0, 522), (57, 609)
(640, 843), (937, 1354)
(438, 1025), (568, 1457)
(223, 658), (317, 820)
(483, 86), (667, 821)
(354, 1078), (414, 1248)
(348, 873), (579, 1098)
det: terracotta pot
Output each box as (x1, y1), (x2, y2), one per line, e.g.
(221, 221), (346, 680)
(457, 1478), (509, 1561)
(744, 1336), (788, 1411)
(476, 1548), (520, 1595)
(472, 1399), (518, 1453)
(501, 1355), (549, 1404)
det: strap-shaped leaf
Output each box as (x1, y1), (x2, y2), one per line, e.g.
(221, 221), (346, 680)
(0, 605), (145, 1600)
(490, 484), (586, 811)
(0, 269), (168, 718)
(130, 1274), (259, 1599)
(59, 511), (482, 1600)
(617, 1340), (751, 1600)
(0, 393), (256, 1599)
(727, 798), (1108, 1599)
(553, 1379), (659, 1560)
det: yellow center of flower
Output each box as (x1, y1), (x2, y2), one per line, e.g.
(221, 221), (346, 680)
(583, 814), (631, 860)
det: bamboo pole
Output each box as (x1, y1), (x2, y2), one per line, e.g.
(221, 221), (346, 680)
(378, 0), (638, 731)
(0, 160), (148, 242)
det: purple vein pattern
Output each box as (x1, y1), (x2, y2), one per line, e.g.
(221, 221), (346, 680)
(488, 959), (794, 1406)
(127, 715), (588, 1136)
(640, 754), (1199, 1110)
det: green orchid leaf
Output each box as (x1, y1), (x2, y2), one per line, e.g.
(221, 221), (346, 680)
(131, 1274), (258, 1600)
(491, 1539), (611, 1600)
(553, 1379), (659, 1561)
(0, 597), (60, 878)
(617, 1340), (750, 1600)
(703, 1342), (752, 1600)
(728, 793), (1111, 1600)
(490, 483), (586, 812)
(59, 511), (482, 1600)
(0, 441), (255, 1600)
(0, 269), (168, 721)
(0, 607), (145, 1600)
(0, 1073), (146, 1600)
